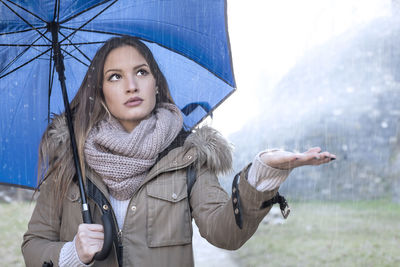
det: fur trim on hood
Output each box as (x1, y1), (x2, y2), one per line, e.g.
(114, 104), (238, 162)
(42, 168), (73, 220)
(183, 126), (233, 175)
(41, 115), (70, 164)
(45, 115), (233, 175)
(48, 115), (69, 145)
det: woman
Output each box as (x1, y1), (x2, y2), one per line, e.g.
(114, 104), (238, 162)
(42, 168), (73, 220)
(22, 36), (335, 266)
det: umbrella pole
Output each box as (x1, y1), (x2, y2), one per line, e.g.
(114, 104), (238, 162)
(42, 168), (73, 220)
(49, 22), (113, 261)
(49, 22), (92, 224)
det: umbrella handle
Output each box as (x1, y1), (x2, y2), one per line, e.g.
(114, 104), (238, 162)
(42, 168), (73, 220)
(93, 213), (113, 261)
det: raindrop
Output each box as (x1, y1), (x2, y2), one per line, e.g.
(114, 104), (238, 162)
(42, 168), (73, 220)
(321, 189), (330, 195)
(343, 183), (353, 189)
(381, 121), (388, 128)
(346, 86), (354, 93)
(370, 86), (380, 93)
(389, 110), (400, 116)
(342, 144), (348, 151)
(384, 74), (394, 84)
(369, 109), (381, 118)
(333, 109), (342, 116)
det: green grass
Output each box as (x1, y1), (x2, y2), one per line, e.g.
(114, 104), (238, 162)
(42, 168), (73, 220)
(1, 201), (400, 267)
(234, 200), (400, 267)
(0, 202), (35, 267)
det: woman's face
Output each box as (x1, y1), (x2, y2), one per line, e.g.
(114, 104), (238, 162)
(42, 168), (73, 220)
(102, 45), (157, 132)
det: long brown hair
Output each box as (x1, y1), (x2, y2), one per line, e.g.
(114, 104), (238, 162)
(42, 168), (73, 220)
(37, 36), (174, 207)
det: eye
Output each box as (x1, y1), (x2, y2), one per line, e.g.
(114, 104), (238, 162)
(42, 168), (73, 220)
(108, 73), (121, 81)
(137, 69), (149, 76)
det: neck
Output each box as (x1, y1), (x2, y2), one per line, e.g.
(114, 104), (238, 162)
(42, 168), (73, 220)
(120, 120), (139, 132)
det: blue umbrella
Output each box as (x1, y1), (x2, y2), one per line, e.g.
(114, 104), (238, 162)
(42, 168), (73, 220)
(0, 0), (236, 190)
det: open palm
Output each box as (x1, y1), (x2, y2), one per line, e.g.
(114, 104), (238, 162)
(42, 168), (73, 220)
(260, 147), (336, 170)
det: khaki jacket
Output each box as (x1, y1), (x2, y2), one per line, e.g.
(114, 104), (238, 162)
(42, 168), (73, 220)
(22, 124), (278, 267)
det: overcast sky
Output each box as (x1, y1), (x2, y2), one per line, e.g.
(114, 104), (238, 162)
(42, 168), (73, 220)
(211, 0), (392, 136)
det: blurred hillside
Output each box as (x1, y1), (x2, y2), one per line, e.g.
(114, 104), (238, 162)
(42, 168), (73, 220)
(230, 16), (400, 202)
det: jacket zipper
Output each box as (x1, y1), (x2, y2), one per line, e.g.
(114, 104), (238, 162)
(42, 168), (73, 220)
(110, 211), (123, 267)
(117, 228), (123, 266)
(118, 229), (123, 246)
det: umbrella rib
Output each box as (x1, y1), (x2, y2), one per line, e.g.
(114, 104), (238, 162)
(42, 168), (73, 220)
(0, 35), (44, 75)
(0, 44), (51, 47)
(60, 41), (106, 45)
(59, 26), (123, 37)
(59, 0), (113, 24)
(48, 50), (55, 123)
(58, 30), (91, 63)
(60, 47), (89, 67)
(5, 0), (47, 23)
(0, 0), (51, 43)
(52, 0), (59, 22)
(0, 26), (46, 36)
(0, 48), (51, 79)
(59, 0), (118, 44)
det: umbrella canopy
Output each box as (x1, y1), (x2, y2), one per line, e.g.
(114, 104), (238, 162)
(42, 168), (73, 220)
(0, 0), (236, 189)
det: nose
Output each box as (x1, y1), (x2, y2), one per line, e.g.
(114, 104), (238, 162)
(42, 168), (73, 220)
(126, 75), (138, 93)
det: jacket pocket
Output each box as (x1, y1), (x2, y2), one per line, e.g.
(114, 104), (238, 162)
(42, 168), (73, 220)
(146, 175), (192, 247)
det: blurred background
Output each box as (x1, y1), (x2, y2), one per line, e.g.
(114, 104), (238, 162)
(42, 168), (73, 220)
(214, 0), (400, 203)
(1, 0), (400, 266)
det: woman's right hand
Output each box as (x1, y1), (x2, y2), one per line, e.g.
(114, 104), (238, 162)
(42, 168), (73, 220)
(75, 223), (104, 264)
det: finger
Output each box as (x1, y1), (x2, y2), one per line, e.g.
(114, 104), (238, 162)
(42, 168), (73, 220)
(319, 152), (331, 159)
(87, 241), (104, 256)
(77, 230), (105, 241)
(87, 231), (105, 240)
(78, 224), (104, 235)
(297, 152), (319, 162)
(313, 157), (332, 166)
(85, 224), (104, 232)
(77, 240), (104, 263)
(320, 152), (336, 160)
(305, 147), (321, 153)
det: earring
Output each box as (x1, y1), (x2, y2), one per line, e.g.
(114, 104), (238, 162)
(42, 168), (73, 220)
(155, 86), (159, 94)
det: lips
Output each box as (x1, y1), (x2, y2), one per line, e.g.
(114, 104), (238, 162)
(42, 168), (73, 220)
(124, 97), (143, 107)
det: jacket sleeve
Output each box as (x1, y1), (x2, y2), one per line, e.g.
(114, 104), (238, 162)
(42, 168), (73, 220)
(190, 164), (278, 250)
(21, 178), (67, 267)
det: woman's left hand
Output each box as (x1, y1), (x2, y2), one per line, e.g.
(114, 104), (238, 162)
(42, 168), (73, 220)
(260, 147), (336, 170)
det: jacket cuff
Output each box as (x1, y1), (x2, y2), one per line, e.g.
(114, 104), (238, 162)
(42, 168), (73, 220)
(238, 164), (279, 213)
(231, 164), (279, 228)
(248, 152), (291, 191)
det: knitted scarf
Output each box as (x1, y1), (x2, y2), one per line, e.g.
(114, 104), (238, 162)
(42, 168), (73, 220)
(84, 103), (183, 200)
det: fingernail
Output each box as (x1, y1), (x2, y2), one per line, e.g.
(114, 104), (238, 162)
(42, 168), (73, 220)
(314, 157), (320, 160)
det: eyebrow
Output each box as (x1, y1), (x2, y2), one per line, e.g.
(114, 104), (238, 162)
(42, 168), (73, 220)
(104, 63), (149, 75)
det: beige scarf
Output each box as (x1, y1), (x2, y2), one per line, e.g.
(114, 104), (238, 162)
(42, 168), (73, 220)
(84, 103), (183, 200)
